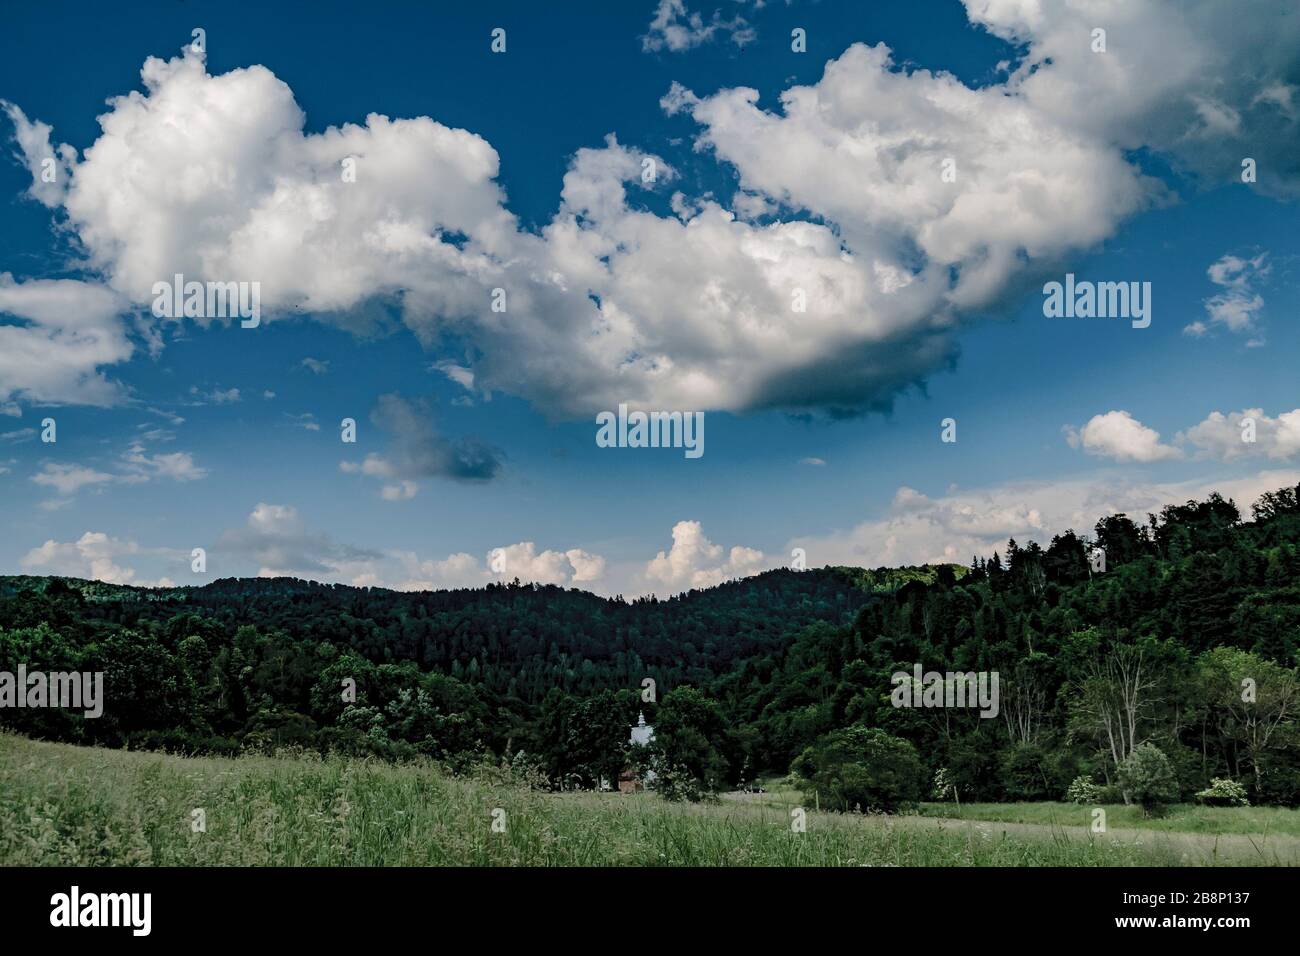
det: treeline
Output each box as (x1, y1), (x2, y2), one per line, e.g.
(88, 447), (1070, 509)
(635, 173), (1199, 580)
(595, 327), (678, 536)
(0, 564), (871, 774)
(1, 484), (1298, 808)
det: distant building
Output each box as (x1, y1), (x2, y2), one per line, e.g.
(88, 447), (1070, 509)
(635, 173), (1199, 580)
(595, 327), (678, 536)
(619, 712), (656, 793)
(630, 712), (654, 746)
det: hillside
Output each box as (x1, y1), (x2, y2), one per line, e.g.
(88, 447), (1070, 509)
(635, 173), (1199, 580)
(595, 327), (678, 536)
(2, 482), (1299, 808)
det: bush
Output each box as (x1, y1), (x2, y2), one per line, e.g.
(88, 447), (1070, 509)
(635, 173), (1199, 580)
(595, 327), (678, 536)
(932, 767), (957, 800)
(792, 726), (924, 813)
(1118, 743), (1179, 815)
(650, 762), (709, 802)
(1000, 743), (1052, 800)
(1195, 778), (1250, 807)
(1065, 774), (1104, 804)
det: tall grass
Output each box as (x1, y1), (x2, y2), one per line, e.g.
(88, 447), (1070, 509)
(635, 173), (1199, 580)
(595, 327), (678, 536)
(915, 801), (1300, 836)
(0, 732), (1241, 867)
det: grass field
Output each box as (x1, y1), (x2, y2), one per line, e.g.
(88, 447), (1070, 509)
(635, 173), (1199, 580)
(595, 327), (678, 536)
(2, 732), (1294, 866)
(913, 801), (1300, 837)
(726, 777), (1300, 837)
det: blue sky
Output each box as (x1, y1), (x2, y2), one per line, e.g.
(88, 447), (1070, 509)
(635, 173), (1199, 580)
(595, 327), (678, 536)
(1, 0), (1298, 595)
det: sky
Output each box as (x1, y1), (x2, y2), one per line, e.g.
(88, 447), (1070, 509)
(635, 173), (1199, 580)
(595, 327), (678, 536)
(1, 0), (1298, 597)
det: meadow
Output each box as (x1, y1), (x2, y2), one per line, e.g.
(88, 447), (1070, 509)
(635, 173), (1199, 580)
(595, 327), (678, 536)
(3, 732), (1294, 867)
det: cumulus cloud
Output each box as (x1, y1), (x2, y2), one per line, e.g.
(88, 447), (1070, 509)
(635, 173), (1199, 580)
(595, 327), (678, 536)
(792, 469), (1300, 570)
(1184, 253), (1269, 341)
(7, 4), (1299, 415)
(644, 519), (767, 591)
(1064, 410), (1182, 462)
(19, 531), (177, 587)
(1064, 405), (1300, 464)
(1180, 407), (1300, 461)
(962, 1), (1300, 196)
(211, 502), (610, 591)
(490, 542), (608, 587)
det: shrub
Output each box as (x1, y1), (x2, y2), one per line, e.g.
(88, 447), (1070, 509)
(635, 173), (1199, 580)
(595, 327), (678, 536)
(1000, 743), (1052, 800)
(1195, 778), (1250, 807)
(650, 762), (708, 802)
(932, 767), (957, 800)
(1065, 774), (1104, 805)
(1118, 743), (1179, 815)
(792, 726), (923, 813)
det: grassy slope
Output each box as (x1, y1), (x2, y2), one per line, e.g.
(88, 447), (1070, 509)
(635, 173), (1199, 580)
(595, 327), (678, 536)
(6, 733), (1293, 867)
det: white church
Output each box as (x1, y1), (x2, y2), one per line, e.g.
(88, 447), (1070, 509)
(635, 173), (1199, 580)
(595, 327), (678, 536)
(619, 712), (656, 793)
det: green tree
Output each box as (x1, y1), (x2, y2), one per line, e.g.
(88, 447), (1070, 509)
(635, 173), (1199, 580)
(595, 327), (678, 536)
(792, 725), (923, 812)
(1117, 742), (1179, 815)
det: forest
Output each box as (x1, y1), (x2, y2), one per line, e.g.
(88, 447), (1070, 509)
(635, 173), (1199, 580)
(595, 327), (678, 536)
(2, 483), (1298, 811)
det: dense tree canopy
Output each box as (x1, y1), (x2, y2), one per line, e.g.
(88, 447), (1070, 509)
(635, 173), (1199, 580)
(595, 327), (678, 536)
(2, 483), (1298, 806)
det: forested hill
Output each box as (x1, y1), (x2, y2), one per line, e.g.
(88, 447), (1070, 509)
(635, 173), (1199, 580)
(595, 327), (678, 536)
(2, 483), (1300, 807)
(0, 565), (890, 702)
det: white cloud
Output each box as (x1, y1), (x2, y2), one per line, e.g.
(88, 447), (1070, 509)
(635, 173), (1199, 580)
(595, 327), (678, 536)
(962, 1), (1300, 197)
(247, 502), (303, 536)
(380, 480), (418, 501)
(486, 542), (607, 587)
(641, 0), (757, 53)
(215, 503), (609, 591)
(119, 444), (208, 481)
(433, 361), (475, 392)
(0, 101), (73, 207)
(1185, 253), (1269, 339)
(188, 386), (241, 404)
(1064, 410), (1182, 463)
(1180, 407), (1300, 461)
(339, 453), (395, 478)
(792, 469), (1300, 570)
(0, 273), (131, 407)
(28, 442), (207, 503)
(644, 519), (768, 591)
(8, 6), (1299, 417)
(390, 551), (485, 591)
(21, 531), (140, 584)
(30, 463), (115, 496)
(284, 412), (320, 431)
